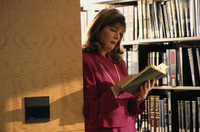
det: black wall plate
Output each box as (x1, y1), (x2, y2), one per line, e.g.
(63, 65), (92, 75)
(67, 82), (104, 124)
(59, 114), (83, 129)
(25, 96), (50, 123)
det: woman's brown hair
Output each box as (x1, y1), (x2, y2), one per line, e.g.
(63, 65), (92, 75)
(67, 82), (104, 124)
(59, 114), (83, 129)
(82, 8), (126, 63)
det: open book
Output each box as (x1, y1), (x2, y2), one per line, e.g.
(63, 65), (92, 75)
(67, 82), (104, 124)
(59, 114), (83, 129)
(121, 63), (169, 95)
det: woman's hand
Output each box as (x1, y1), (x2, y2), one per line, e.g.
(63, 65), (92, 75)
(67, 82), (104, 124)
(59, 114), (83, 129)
(136, 79), (157, 103)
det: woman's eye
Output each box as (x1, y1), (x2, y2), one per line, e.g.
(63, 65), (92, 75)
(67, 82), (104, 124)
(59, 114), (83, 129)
(111, 29), (116, 32)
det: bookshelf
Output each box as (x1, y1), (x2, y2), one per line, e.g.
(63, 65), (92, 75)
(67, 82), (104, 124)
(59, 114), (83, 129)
(122, 36), (200, 45)
(81, 0), (200, 132)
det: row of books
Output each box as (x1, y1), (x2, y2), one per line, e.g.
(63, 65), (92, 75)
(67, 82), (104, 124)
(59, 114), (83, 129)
(150, 46), (200, 87)
(135, 92), (200, 132)
(136, 0), (200, 40)
(81, 0), (200, 42)
(80, 5), (137, 43)
(124, 45), (200, 87)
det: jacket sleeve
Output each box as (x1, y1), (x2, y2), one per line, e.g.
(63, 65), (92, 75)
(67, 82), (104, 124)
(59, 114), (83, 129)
(83, 56), (119, 122)
(127, 96), (145, 116)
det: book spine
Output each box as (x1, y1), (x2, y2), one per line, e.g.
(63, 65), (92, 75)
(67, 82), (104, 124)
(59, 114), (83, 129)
(185, 101), (191, 132)
(192, 101), (196, 132)
(142, 0), (147, 39)
(178, 47), (184, 86)
(178, 100), (182, 132)
(149, 95), (155, 132)
(153, 1), (160, 38)
(161, 1), (171, 38)
(171, 0), (178, 37)
(155, 95), (160, 132)
(127, 48), (133, 75)
(170, 49), (176, 86)
(162, 52), (168, 86)
(179, 0), (186, 37)
(157, 2), (165, 38)
(138, 0), (143, 40)
(187, 48), (196, 86)
(197, 97), (200, 132)
(175, 0), (182, 37)
(144, 98), (149, 132)
(129, 6), (135, 41)
(184, 0), (191, 37)
(123, 6), (129, 41)
(189, 0), (196, 37)
(196, 48), (200, 81)
(134, 6), (138, 40)
(181, 100), (186, 132)
(167, 92), (172, 132)
(166, 49), (171, 86)
(166, 0), (175, 38)
(161, 100), (165, 132)
(164, 98), (168, 132)
(147, 0), (153, 39)
(149, 0), (156, 39)
(132, 45), (139, 74)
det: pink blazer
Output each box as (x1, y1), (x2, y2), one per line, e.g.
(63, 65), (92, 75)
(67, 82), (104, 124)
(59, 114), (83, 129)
(82, 51), (145, 131)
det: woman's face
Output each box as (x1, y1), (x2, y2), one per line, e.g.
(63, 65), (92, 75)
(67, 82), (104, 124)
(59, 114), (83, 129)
(99, 24), (124, 56)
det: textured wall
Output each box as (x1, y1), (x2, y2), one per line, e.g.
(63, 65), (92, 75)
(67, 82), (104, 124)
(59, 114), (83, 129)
(0, 0), (84, 131)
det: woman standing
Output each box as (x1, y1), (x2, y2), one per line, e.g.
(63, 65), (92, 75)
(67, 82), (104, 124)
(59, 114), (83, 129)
(82, 8), (156, 132)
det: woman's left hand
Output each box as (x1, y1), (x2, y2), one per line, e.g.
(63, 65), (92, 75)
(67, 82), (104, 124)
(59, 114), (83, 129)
(136, 79), (157, 103)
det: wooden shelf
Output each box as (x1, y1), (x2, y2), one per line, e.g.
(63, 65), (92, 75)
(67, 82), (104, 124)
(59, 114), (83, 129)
(122, 36), (200, 45)
(152, 86), (200, 90)
(81, 0), (137, 5)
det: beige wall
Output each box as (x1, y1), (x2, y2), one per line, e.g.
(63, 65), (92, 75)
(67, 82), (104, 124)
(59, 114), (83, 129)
(0, 0), (84, 131)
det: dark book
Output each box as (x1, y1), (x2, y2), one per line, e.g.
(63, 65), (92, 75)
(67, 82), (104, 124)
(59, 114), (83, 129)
(195, 48), (200, 85)
(178, 100), (182, 132)
(144, 98), (149, 132)
(192, 48), (200, 86)
(180, 47), (193, 86)
(175, 0), (182, 37)
(134, 6), (138, 40)
(149, 95), (155, 132)
(154, 95), (160, 132)
(197, 97), (200, 132)
(160, 99), (165, 132)
(164, 98), (169, 132)
(180, 100), (186, 132)
(167, 92), (172, 132)
(185, 101), (191, 132)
